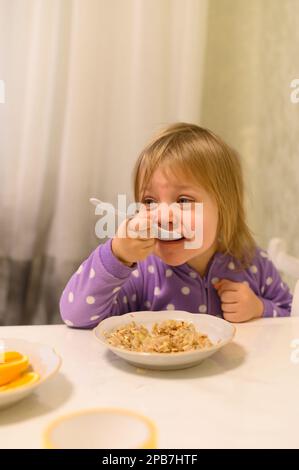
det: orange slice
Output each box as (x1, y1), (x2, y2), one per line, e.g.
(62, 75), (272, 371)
(0, 371), (39, 391)
(0, 351), (24, 363)
(0, 354), (29, 386)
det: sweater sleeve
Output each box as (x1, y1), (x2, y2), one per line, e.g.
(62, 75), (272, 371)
(257, 251), (293, 318)
(59, 239), (143, 328)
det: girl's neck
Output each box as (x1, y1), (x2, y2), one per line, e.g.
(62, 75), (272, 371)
(186, 240), (219, 278)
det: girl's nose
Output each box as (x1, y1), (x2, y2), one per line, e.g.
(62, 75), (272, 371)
(154, 203), (180, 231)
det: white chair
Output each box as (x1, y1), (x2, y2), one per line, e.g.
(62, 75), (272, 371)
(267, 238), (299, 316)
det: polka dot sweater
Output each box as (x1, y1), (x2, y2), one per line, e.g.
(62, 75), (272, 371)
(59, 238), (293, 328)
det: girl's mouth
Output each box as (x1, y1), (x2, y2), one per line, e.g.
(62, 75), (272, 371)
(157, 236), (186, 245)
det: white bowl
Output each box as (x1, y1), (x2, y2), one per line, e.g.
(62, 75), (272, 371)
(0, 338), (62, 409)
(44, 408), (157, 448)
(94, 311), (236, 370)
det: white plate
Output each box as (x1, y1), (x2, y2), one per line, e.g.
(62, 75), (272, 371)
(94, 311), (236, 370)
(0, 338), (62, 409)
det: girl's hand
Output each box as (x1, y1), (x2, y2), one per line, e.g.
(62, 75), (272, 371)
(112, 209), (156, 266)
(214, 279), (264, 322)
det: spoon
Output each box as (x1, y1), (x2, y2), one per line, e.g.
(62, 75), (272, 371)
(89, 198), (183, 241)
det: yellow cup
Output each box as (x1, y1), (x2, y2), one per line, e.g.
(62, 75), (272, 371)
(44, 408), (157, 449)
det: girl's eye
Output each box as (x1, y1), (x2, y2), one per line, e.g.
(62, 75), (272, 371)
(178, 197), (194, 204)
(142, 199), (157, 209)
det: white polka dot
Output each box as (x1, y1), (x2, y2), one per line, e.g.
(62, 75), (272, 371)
(89, 268), (96, 279)
(113, 297), (118, 304)
(113, 286), (121, 294)
(199, 304), (207, 313)
(68, 292), (74, 303)
(273, 309), (278, 317)
(260, 251), (268, 258)
(90, 315), (100, 321)
(165, 269), (173, 277)
(189, 271), (197, 279)
(211, 277), (220, 285)
(166, 304), (175, 310)
(123, 296), (128, 304)
(144, 300), (151, 308)
(86, 296), (95, 304)
(280, 282), (285, 289)
(250, 265), (258, 274)
(261, 286), (265, 294)
(77, 265), (83, 274)
(148, 265), (155, 274)
(132, 269), (139, 277)
(181, 286), (190, 295)
(154, 286), (161, 296)
(266, 277), (273, 286)
(65, 320), (74, 327)
(131, 294), (137, 302)
(228, 261), (235, 270)
(243, 281), (249, 286)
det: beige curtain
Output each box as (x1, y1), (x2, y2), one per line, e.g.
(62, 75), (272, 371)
(201, 0), (299, 269)
(0, 0), (208, 325)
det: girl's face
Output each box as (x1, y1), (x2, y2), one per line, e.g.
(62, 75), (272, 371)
(141, 168), (219, 267)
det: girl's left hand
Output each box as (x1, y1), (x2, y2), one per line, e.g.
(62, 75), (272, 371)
(214, 279), (264, 323)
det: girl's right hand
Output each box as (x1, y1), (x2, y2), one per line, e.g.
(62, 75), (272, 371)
(111, 209), (156, 266)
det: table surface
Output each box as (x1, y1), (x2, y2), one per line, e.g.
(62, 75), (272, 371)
(0, 318), (299, 449)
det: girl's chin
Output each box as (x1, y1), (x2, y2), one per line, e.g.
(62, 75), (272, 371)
(154, 238), (197, 265)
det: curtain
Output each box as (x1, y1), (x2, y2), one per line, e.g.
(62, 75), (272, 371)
(0, 0), (208, 325)
(1, 0), (299, 326)
(200, 0), (299, 290)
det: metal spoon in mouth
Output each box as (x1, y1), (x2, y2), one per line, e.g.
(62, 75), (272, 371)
(89, 198), (183, 241)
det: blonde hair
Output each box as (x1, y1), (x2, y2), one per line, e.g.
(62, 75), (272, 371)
(132, 122), (257, 269)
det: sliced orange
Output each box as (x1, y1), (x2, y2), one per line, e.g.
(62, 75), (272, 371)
(0, 354), (29, 386)
(0, 371), (40, 391)
(0, 351), (24, 363)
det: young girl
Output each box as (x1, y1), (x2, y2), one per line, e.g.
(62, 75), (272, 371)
(59, 122), (293, 328)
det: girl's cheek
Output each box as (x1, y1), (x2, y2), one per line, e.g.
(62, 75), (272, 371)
(179, 210), (195, 236)
(204, 212), (219, 245)
(179, 210), (203, 243)
(190, 208), (203, 233)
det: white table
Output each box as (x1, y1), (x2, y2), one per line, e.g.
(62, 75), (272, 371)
(0, 318), (299, 449)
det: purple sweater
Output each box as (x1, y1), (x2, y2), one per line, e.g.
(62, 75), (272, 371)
(59, 239), (293, 328)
